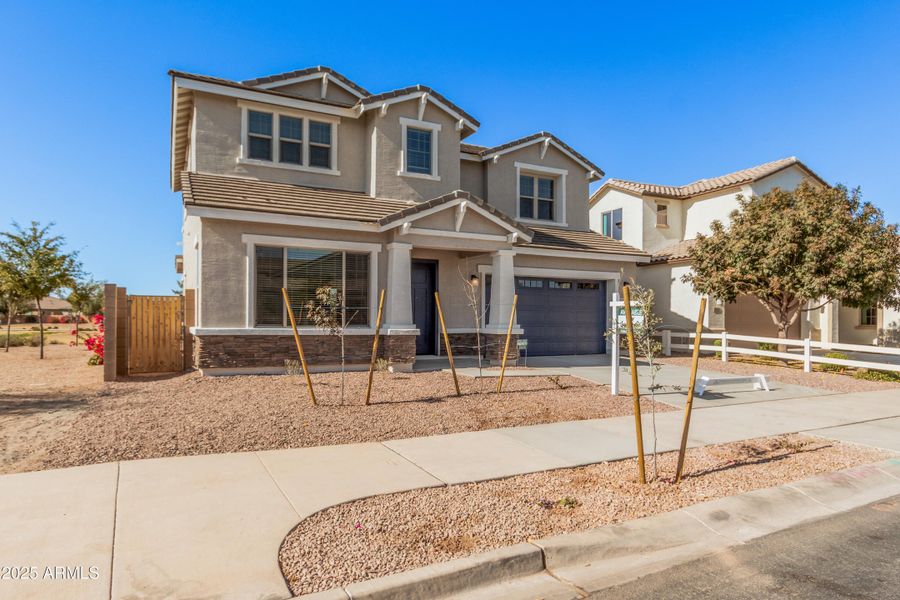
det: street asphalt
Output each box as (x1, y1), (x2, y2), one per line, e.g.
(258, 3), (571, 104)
(589, 495), (900, 600)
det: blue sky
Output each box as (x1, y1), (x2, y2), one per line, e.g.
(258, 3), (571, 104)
(1, 1), (898, 294)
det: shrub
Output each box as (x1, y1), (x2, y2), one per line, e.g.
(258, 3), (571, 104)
(757, 342), (777, 352)
(820, 351), (849, 372)
(712, 338), (722, 359)
(6, 333), (40, 347)
(853, 369), (900, 382)
(83, 314), (105, 365)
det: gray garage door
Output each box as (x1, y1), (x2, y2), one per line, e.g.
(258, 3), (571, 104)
(512, 277), (607, 356)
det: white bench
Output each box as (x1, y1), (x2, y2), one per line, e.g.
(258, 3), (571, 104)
(694, 373), (770, 397)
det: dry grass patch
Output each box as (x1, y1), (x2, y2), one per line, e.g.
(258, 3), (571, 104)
(1, 345), (669, 474)
(279, 435), (893, 595)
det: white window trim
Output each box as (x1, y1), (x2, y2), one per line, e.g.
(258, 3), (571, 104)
(514, 162), (567, 226)
(655, 200), (670, 229)
(241, 234), (381, 330)
(238, 102), (341, 176)
(398, 116), (441, 181)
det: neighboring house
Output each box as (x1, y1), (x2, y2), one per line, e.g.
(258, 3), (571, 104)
(171, 66), (649, 374)
(589, 157), (887, 345)
(15, 296), (73, 323)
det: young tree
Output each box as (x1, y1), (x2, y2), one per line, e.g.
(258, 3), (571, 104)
(458, 265), (488, 377)
(305, 286), (358, 403)
(685, 182), (900, 341)
(67, 278), (104, 343)
(0, 268), (27, 352)
(0, 222), (81, 358)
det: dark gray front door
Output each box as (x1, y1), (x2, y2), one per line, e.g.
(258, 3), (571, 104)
(513, 277), (606, 356)
(411, 261), (436, 355)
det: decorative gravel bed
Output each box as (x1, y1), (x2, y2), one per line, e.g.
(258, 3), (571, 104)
(659, 356), (900, 393)
(1, 346), (671, 474)
(279, 435), (893, 595)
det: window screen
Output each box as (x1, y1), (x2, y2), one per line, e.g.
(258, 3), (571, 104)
(279, 115), (302, 165)
(519, 175), (535, 219)
(406, 127), (432, 174)
(308, 121), (332, 168)
(344, 253), (370, 327)
(255, 246), (284, 325)
(248, 110), (273, 161)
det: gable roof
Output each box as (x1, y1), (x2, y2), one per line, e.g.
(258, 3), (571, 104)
(241, 66), (370, 97)
(459, 132), (604, 179)
(376, 190), (532, 240)
(358, 85), (480, 129)
(181, 172), (413, 222)
(593, 157), (827, 204)
(645, 239), (697, 265)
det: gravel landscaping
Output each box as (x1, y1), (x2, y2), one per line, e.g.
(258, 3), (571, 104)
(279, 434), (893, 595)
(659, 356), (900, 393)
(0, 345), (670, 474)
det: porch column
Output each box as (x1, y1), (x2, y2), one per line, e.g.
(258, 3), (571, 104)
(384, 242), (416, 331)
(486, 250), (517, 332)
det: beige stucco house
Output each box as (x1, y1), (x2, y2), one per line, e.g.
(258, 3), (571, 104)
(590, 157), (891, 346)
(171, 66), (649, 374)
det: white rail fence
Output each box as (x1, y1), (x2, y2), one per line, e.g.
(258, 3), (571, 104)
(659, 330), (900, 374)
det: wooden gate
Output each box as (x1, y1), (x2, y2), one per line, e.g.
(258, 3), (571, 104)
(128, 295), (184, 374)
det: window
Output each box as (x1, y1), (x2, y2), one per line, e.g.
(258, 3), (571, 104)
(308, 120), (332, 169)
(279, 115), (302, 165)
(656, 203), (668, 227)
(577, 282), (600, 290)
(519, 174), (556, 221)
(861, 306), (877, 326)
(406, 127), (432, 174)
(549, 280), (572, 289)
(254, 246), (369, 327)
(242, 106), (337, 173)
(601, 208), (623, 240)
(248, 110), (273, 160)
(517, 278), (543, 288)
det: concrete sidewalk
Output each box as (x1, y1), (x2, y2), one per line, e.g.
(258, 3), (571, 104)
(1, 388), (898, 600)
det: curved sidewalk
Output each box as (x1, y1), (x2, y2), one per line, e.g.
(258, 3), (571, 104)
(1, 387), (898, 600)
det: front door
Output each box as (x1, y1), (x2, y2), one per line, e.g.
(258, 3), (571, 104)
(411, 261), (436, 354)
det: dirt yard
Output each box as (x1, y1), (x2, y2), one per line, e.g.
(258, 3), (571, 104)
(659, 356), (900, 393)
(0, 345), (670, 475)
(278, 434), (893, 595)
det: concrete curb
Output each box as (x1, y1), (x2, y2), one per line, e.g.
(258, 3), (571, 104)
(294, 458), (900, 599)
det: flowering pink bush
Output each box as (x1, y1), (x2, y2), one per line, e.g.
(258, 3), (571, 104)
(83, 314), (105, 365)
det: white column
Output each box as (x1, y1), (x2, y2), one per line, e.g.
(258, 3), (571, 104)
(485, 250), (517, 332)
(383, 242), (416, 331)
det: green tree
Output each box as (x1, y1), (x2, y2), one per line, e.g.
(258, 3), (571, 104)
(0, 267), (28, 352)
(67, 278), (104, 343)
(0, 222), (82, 358)
(685, 182), (900, 340)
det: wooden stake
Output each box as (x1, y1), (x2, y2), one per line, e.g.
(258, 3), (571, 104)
(496, 294), (519, 393)
(622, 284), (646, 485)
(282, 288), (316, 406)
(675, 297), (707, 483)
(364, 289), (386, 406)
(434, 292), (460, 396)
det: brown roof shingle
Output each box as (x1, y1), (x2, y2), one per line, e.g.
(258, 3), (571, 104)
(601, 157), (827, 200)
(646, 239), (697, 264)
(181, 172), (413, 222)
(522, 226), (649, 258)
(376, 190), (531, 237)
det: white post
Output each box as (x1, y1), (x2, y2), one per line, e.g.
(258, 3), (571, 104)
(383, 242), (416, 331)
(610, 292), (620, 396)
(485, 250), (517, 332)
(662, 330), (672, 357)
(803, 337), (812, 373)
(721, 331), (728, 362)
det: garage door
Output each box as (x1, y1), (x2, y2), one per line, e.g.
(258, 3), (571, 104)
(513, 277), (607, 356)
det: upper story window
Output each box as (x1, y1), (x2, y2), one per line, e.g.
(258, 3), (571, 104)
(514, 162), (568, 225)
(601, 208), (623, 240)
(399, 117), (441, 181)
(519, 174), (556, 220)
(240, 104), (339, 175)
(656, 203), (668, 227)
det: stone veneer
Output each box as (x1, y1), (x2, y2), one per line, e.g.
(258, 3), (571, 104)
(194, 334), (416, 371)
(439, 332), (519, 363)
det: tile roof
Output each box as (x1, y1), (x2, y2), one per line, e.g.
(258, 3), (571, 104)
(240, 66), (371, 96)
(601, 157), (826, 200)
(460, 132), (604, 176)
(646, 239), (697, 264)
(27, 296), (72, 312)
(522, 226), (649, 258)
(180, 172), (413, 222)
(376, 190), (531, 237)
(360, 85), (481, 128)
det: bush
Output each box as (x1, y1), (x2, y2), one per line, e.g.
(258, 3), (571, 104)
(853, 369), (900, 382)
(5, 333), (40, 347)
(757, 342), (777, 352)
(819, 351), (849, 373)
(712, 338), (722, 359)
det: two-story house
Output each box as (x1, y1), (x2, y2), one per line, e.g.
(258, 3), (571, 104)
(589, 157), (886, 346)
(171, 66), (649, 374)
